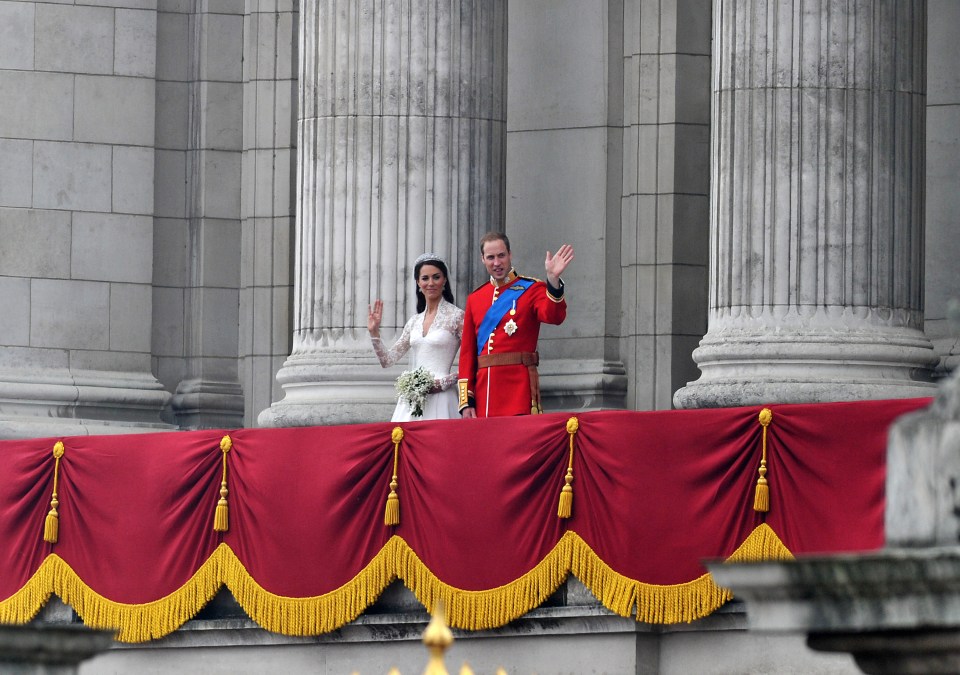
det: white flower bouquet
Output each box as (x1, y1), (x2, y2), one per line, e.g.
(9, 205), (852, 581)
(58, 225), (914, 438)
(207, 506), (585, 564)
(395, 366), (435, 417)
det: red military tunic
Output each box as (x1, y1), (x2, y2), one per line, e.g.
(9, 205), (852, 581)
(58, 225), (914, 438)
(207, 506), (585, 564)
(458, 270), (567, 417)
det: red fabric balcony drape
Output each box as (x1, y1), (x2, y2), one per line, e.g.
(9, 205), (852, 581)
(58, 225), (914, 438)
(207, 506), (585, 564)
(0, 398), (929, 641)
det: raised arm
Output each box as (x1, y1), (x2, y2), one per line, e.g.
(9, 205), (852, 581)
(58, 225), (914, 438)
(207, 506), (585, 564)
(369, 301), (413, 368)
(544, 243), (575, 288)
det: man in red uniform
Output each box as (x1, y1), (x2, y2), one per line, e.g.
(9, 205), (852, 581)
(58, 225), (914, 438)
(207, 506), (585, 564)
(458, 232), (574, 417)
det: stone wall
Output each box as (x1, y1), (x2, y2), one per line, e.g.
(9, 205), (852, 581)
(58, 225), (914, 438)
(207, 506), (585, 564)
(0, 0), (957, 430)
(0, 0), (169, 437)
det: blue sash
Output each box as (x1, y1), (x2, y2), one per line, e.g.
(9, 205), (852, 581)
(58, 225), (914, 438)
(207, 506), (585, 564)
(475, 279), (534, 355)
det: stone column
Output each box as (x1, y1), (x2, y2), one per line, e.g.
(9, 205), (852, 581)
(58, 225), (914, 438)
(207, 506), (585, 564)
(675, 0), (938, 409)
(260, 0), (506, 427)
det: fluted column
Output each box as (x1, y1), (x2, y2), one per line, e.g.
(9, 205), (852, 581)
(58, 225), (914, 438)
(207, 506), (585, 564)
(260, 0), (506, 427)
(675, 0), (937, 408)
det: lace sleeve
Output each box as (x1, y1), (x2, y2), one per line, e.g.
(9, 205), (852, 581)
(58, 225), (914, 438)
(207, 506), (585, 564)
(433, 303), (465, 391)
(371, 314), (415, 368)
(435, 372), (458, 391)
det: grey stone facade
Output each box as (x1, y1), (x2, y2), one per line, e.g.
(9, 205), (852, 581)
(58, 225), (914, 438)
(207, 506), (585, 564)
(1, 1), (956, 434)
(2, 0), (959, 672)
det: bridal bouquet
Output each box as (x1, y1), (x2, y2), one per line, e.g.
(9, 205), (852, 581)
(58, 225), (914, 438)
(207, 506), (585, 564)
(395, 366), (435, 417)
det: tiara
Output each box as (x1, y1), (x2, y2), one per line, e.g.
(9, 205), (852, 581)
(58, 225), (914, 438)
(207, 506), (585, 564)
(414, 252), (446, 267)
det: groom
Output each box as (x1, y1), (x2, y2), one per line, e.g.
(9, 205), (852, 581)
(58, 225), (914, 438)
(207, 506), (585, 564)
(458, 232), (574, 418)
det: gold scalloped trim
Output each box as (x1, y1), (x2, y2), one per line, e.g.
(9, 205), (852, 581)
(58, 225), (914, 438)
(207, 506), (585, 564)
(572, 523), (794, 624)
(0, 525), (793, 642)
(224, 539), (397, 636)
(396, 533), (574, 630)
(0, 548), (224, 642)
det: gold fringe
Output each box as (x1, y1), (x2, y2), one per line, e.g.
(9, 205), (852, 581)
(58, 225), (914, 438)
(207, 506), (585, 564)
(0, 527), (794, 641)
(214, 436), (232, 532)
(399, 534), (574, 631)
(385, 427), (403, 526)
(0, 548), (225, 643)
(557, 417), (579, 519)
(0, 556), (56, 626)
(43, 441), (65, 544)
(572, 524), (793, 624)
(225, 539), (397, 637)
(754, 408), (773, 512)
(725, 522), (794, 563)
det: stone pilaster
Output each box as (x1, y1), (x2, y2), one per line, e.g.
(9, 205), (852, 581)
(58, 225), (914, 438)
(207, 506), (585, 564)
(238, 1), (298, 427)
(675, 0), (937, 408)
(260, 0), (506, 427)
(170, 6), (246, 430)
(926, 0), (960, 376)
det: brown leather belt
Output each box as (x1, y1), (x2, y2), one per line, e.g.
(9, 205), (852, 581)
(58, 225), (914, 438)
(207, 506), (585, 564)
(477, 351), (542, 414)
(477, 352), (539, 368)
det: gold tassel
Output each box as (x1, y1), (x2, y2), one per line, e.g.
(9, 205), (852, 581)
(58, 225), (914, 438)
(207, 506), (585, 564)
(214, 435), (232, 532)
(43, 441), (65, 544)
(384, 427), (403, 526)
(557, 417), (579, 519)
(753, 408), (773, 512)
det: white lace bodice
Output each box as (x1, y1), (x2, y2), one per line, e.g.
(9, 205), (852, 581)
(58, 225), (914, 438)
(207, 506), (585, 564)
(371, 300), (465, 390)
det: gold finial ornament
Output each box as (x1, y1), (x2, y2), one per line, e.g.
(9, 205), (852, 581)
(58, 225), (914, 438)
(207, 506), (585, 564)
(422, 601), (453, 675)
(377, 600), (509, 674)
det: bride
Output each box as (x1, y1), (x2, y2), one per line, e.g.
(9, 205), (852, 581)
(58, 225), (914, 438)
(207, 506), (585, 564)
(368, 253), (465, 421)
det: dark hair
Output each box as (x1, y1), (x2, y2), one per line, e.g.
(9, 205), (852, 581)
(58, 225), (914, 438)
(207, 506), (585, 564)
(479, 231), (510, 255)
(414, 258), (455, 313)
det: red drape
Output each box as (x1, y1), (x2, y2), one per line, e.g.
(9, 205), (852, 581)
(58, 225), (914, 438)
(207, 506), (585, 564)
(0, 398), (930, 637)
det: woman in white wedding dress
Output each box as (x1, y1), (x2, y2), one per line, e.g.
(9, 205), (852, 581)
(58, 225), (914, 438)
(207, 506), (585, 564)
(368, 253), (465, 421)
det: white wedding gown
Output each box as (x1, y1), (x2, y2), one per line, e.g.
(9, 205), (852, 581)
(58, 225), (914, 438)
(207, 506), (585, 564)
(371, 299), (465, 421)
